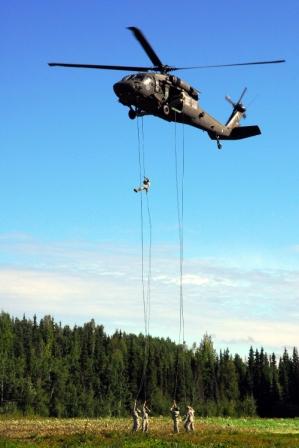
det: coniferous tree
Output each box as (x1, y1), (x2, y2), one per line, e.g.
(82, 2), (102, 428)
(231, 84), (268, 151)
(0, 313), (14, 406)
(268, 353), (281, 416)
(195, 334), (218, 415)
(217, 349), (239, 415)
(279, 348), (291, 414)
(290, 348), (299, 413)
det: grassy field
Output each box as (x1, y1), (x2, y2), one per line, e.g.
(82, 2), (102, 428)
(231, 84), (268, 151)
(1, 416), (299, 447)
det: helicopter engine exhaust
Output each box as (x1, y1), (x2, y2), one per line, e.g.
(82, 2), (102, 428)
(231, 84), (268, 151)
(169, 75), (198, 100)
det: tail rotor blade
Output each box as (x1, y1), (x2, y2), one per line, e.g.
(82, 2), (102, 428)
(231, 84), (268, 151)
(225, 88), (247, 117)
(225, 95), (235, 107)
(238, 87), (247, 104)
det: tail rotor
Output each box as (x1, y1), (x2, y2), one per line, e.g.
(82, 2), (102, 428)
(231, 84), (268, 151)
(225, 87), (247, 118)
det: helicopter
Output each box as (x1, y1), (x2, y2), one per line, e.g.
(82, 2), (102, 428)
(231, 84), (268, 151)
(48, 27), (285, 149)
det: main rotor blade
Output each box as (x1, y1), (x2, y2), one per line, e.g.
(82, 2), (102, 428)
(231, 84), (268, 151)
(171, 59), (286, 71)
(48, 62), (155, 72)
(127, 26), (164, 70)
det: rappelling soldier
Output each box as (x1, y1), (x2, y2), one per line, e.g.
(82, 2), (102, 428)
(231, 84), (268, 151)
(132, 400), (141, 432)
(184, 405), (195, 432)
(170, 400), (180, 433)
(134, 176), (150, 193)
(141, 400), (151, 432)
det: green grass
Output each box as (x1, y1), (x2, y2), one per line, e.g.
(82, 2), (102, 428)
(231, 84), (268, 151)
(1, 417), (299, 447)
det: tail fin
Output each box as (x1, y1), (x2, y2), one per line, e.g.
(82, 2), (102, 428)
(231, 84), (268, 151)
(208, 87), (262, 143)
(222, 87), (261, 139)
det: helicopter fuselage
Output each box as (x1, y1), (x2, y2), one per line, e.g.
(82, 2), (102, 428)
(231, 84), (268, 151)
(113, 73), (230, 139)
(49, 26), (284, 147)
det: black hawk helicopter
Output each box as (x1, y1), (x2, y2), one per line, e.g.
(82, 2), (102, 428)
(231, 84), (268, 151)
(49, 27), (285, 149)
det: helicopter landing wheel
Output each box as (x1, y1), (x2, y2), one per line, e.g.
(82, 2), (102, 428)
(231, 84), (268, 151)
(128, 109), (136, 120)
(216, 139), (222, 150)
(163, 104), (170, 116)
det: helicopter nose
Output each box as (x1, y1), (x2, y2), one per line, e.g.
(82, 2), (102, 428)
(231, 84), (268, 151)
(113, 81), (134, 97)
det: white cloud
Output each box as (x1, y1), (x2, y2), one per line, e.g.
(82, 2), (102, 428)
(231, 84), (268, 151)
(0, 233), (299, 355)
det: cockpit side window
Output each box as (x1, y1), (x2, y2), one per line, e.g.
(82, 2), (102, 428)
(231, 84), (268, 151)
(122, 75), (134, 81)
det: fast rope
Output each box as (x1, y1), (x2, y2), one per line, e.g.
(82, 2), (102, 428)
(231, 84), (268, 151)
(141, 118), (152, 341)
(135, 116), (152, 401)
(173, 113), (187, 405)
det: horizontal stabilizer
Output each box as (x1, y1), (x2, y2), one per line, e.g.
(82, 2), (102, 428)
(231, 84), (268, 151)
(229, 125), (261, 140)
(209, 125), (261, 141)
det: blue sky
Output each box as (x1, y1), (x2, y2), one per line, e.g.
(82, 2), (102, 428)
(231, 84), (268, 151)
(1, 0), (299, 355)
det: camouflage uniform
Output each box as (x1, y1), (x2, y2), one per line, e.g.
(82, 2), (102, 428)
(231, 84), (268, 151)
(134, 177), (151, 193)
(184, 406), (195, 432)
(132, 401), (141, 432)
(170, 401), (180, 433)
(141, 401), (150, 432)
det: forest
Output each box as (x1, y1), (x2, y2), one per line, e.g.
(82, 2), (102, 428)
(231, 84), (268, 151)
(0, 311), (298, 418)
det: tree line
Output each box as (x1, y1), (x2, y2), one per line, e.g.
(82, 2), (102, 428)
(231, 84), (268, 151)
(0, 312), (298, 417)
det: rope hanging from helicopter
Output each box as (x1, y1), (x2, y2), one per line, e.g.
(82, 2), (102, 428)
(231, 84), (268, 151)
(135, 116), (152, 401)
(173, 113), (187, 405)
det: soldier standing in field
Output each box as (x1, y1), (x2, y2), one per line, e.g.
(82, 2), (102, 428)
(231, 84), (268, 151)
(141, 400), (151, 432)
(184, 405), (195, 432)
(170, 400), (180, 433)
(132, 400), (141, 432)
